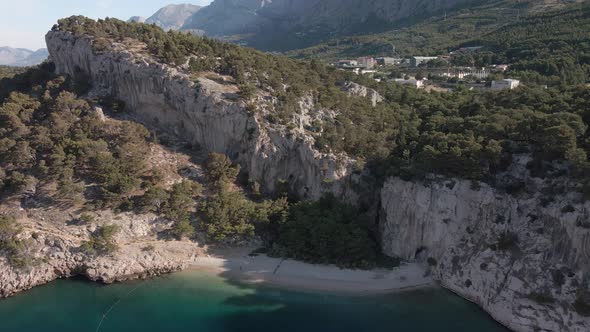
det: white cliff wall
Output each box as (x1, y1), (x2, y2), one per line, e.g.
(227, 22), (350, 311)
(46, 30), (590, 332)
(380, 177), (590, 332)
(46, 31), (359, 201)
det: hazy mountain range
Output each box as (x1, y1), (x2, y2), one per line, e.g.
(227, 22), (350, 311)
(129, 4), (201, 31)
(0, 47), (48, 67)
(129, 0), (589, 52)
(131, 0), (481, 50)
(182, 0), (477, 36)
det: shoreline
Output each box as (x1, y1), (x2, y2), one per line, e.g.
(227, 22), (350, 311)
(188, 248), (434, 295)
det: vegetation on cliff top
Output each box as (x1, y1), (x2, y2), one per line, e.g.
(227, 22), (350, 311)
(51, 16), (590, 195)
(3, 13), (589, 268)
(0, 65), (384, 269)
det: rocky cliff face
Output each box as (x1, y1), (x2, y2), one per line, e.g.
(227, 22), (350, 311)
(380, 169), (590, 331)
(45, 30), (590, 332)
(0, 210), (199, 298)
(46, 31), (360, 202)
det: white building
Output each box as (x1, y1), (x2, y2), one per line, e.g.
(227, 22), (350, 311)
(443, 68), (489, 80)
(491, 79), (520, 90)
(352, 68), (377, 75)
(375, 57), (402, 66)
(411, 56), (438, 67)
(357, 57), (376, 69)
(336, 59), (358, 68)
(394, 78), (425, 89)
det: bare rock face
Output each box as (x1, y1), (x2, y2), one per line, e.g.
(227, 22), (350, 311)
(0, 211), (197, 298)
(340, 81), (383, 107)
(45, 30), (362, 202)
(380, 175), (590, 332)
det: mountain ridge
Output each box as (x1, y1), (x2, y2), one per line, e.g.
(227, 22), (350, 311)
(0, 47), (48, 67)
(142, 3), (201, 31)
(180, 0), (482, 51)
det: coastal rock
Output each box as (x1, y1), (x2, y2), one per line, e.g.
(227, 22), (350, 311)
(0, 211), (199, 298)
(380, 176), (590, 332)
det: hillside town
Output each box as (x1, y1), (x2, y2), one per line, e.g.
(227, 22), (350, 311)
(332, 46), (521, 91)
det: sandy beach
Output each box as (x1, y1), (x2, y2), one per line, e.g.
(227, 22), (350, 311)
(189, 248), (434, 294)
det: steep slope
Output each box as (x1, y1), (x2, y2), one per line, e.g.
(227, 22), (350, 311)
(381, 170), (590, 331)
(181, 0), (481, 50)
(146, 4), (201, 31)
(289, 0), (590, 60)
(45, 30), (360, 203)
(31, 17), (590, 332)
(0, 47), (48, 67)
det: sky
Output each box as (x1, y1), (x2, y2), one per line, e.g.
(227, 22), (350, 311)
(0, 0), (213, 50)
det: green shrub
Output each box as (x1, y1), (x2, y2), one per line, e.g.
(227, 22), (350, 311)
(201, 190), (257, 242)
(0, 215), (32, 268)
(82, 225), (120, 255)
(574, 290), (590, 317)
(497, 231), (519, 252)
(205, 153), (240, 186)
(79, 213), (94, 224)
(527, 291), (556, 304)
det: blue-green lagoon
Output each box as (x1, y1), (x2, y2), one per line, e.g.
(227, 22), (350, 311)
(0, 271), (509, 332)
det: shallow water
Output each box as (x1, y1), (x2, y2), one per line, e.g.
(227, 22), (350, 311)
(0, 271), (509, 332)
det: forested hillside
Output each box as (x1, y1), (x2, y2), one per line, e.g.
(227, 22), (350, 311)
(3, 15), (588, 271)
(0, 63), (383, 269)
(474, 3), (590, 85)
(289, 0), (590, 84)
(52, 16), (590, 192)
(180, 0), (480, 51)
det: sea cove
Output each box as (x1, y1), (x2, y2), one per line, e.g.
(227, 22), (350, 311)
(0, 271), (509, 332)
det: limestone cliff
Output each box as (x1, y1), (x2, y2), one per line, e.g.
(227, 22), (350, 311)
(46, 30), (361, 202)
(380, 167), (590, 331)
(0, 210), (200, 298)
(44, 30), (590, 332)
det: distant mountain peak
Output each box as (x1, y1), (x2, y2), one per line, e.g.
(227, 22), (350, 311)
(145, 3), (201, 31)
(0, 46), (48, 67)
(180, 0), (481, 50)
(128, 16), (147, 23)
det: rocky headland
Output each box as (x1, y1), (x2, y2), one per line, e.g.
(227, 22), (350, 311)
(0, 27), (588, 332)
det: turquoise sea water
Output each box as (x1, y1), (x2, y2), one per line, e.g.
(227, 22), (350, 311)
(0, 271), (509, 332)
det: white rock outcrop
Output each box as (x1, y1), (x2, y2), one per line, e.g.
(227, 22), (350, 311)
(46, 30), (360, 202)
(340, 81), (383, 107)
(0, 211), (197, 298)
(381, 177), (590, 332)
